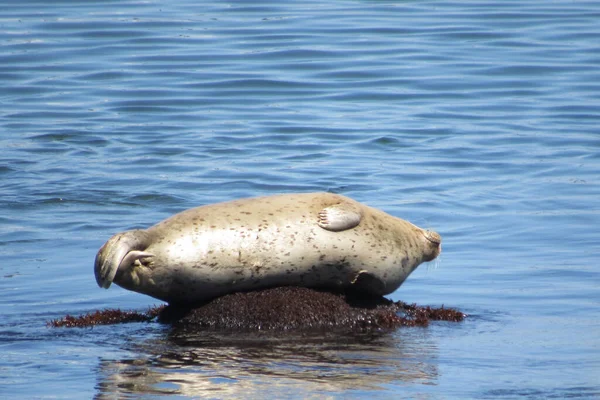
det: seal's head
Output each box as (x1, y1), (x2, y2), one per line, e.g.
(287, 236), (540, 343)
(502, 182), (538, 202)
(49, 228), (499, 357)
(421, 230), (442, 262)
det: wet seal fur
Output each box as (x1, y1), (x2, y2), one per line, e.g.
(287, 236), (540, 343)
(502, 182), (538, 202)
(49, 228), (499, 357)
(95, 192), (441, 305)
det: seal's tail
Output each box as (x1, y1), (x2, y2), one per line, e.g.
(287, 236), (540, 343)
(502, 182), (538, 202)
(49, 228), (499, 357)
(94, 230), (153, 289)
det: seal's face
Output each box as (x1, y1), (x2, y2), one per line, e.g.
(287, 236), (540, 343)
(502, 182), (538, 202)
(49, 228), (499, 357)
(421, 230), (442, 262)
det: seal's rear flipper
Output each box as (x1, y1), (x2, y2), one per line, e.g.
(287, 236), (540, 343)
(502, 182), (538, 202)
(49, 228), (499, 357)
(94, 230), (152, 289)
(120, 250), (154, 268)
(317, 202), (363, 232)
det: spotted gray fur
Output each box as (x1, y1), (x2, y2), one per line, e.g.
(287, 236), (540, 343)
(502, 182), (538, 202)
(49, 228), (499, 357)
(95, 192), (441, 305)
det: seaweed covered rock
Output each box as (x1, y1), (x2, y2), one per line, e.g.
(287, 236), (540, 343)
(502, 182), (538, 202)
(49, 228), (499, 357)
(48, 306), (163, 328)
(49, 287), (465, 331)
(159, 286), (465, 331)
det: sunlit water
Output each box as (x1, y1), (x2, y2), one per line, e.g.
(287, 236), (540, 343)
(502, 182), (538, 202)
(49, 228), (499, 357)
(1, 1), (599, 398)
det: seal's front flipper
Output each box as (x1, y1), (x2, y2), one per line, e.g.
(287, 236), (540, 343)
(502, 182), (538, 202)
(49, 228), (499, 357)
(317, 202), (363, 232)
(351, 270), (386, 296)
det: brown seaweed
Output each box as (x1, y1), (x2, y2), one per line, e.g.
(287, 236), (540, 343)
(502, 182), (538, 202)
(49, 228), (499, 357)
(48, 306), (164, 328)
(48, 286), (464, 330)
(161, 287), (465, 331)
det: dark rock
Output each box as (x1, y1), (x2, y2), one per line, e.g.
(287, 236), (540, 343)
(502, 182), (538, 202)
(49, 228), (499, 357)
(49, 287), (465, 331)
(159, 286), (465, 332)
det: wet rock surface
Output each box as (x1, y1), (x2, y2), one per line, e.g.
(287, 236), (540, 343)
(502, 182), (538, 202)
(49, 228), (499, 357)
(50, 287), (464, 330)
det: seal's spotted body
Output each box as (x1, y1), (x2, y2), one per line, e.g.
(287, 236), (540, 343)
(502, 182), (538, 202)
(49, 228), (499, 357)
(95, 192), (441, 305)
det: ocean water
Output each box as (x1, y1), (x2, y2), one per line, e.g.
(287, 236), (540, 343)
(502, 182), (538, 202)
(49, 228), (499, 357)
(1, 0), (599, 398)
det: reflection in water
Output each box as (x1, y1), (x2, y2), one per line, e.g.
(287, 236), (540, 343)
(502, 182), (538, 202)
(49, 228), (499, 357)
(94, 328), (439, 398)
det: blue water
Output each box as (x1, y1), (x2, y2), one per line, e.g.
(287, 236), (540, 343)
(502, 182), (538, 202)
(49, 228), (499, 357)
(1, 0), (599, 398)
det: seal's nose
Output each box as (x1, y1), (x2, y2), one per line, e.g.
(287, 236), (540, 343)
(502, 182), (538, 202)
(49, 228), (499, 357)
(424, 230), (441, 245)
(422, 230), (442, 261)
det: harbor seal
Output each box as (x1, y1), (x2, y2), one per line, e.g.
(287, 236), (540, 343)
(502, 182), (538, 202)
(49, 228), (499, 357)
(95, 192), (441, 305)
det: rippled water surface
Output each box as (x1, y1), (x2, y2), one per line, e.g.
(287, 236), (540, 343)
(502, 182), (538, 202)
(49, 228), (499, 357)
(1, 1), (599, 398)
